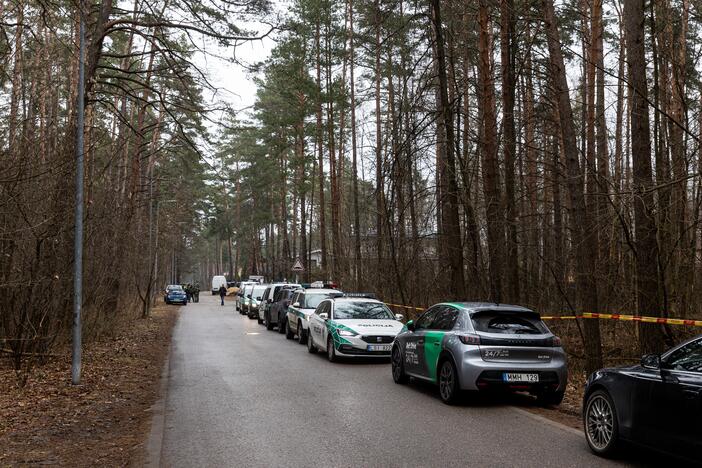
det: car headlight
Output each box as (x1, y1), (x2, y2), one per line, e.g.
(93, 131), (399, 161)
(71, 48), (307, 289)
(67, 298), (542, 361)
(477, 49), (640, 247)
(252, 303), (258, 308)
(338, 330), (357, 337)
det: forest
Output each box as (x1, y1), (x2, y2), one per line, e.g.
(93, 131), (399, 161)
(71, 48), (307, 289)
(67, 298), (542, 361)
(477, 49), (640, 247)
(2, 0), (701, 380)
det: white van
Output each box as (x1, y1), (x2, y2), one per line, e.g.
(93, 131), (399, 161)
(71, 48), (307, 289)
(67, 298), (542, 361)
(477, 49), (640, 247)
(211, 275), (227, 295)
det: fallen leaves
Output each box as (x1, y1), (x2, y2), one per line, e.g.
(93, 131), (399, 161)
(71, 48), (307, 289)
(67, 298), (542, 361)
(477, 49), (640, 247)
(0, 305), (178, 466)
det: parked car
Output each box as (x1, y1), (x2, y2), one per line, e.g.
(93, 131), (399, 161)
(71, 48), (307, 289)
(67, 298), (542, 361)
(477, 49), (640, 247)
(246, 284), (269, 320)
(391, 303), (567, 405)
(307, 295), (404, 362)
(236, 281), (256, 314)
(268, 288), (297, 333)
(211, 275), (227, 295)
(239, 283), (256, 315)
(582, 335), (701, 461)
(285, 288), (342, 343)
(261, 283), (301, 330)
(164, 284), (187, 305)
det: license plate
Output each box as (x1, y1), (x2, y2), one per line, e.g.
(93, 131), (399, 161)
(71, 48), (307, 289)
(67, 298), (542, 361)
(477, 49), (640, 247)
(503, 373), (539, 383)
(367, 344), (391, 352)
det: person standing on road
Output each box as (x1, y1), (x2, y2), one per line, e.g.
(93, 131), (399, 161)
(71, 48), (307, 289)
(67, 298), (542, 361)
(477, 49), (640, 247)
(193, 283), (200, 303)
(185, 284), (192, 303)
(218, 284), (227, 306)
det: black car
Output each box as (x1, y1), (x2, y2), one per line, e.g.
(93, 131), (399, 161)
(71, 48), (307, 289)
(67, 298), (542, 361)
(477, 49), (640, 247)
(583, 335), (701, 461)
(266, 287), (296, 332)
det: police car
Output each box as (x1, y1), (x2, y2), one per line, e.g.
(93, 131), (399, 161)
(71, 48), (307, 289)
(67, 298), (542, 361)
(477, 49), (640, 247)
(285, 287), (342, 343)
(306, 294), (405, 362)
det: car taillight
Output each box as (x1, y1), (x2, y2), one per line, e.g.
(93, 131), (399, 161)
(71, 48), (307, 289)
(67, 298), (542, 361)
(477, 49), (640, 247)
(551, 336), (562, 347)
(459, 334), (481, 345)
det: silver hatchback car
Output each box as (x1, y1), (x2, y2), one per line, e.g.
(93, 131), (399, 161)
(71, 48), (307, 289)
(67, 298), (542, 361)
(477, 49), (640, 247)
(391, 302), (567, 404)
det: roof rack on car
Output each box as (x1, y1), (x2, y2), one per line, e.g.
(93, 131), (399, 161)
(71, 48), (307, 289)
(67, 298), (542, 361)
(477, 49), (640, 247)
(342, 292), (376, 299)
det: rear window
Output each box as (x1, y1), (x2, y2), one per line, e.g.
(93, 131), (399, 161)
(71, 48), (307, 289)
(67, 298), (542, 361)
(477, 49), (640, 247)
(471, 311), (547, 335)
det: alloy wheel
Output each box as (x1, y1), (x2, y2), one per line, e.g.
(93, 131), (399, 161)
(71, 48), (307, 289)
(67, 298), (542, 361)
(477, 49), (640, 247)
(392, 347), (402, 380)
(439, 362), (454, 401)
(586, 394), (614, 450)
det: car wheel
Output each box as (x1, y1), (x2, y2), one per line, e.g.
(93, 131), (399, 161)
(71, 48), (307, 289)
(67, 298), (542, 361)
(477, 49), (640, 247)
(438, 359), (460, 404)
(584, 389), (620, 456)
(257, 316), (263, 324)
(307, 333), (317, 354)
(391, 345), (409, 384)
(297, 322), (307, 345)
(278, 317), (286, 334)
(266, 317), (274, 331)
(536, 389), (565, 407)
(285, 320), (294, 340)
(327, 336), (338, 363)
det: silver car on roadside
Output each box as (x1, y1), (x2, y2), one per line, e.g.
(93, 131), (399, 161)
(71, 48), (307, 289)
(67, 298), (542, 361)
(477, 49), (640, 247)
(391, 302), (567, 405)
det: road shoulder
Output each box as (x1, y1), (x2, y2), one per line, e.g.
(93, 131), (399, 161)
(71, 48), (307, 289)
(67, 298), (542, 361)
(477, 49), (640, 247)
(0, 305), (178, 466)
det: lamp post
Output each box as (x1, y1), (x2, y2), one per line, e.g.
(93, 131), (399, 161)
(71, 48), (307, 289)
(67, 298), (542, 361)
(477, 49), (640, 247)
(71, 0), (86, 386)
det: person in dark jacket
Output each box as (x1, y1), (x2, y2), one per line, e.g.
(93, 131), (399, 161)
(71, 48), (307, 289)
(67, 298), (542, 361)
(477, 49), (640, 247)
(218, 285), (227, 306)
(193, 283), (200, 303)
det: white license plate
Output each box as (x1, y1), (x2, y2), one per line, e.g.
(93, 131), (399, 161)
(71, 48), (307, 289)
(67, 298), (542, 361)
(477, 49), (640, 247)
(367, 344), (391, 352)
(503, 373), (539, 383)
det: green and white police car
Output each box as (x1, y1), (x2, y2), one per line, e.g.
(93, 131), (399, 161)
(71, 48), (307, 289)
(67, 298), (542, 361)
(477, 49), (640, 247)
(306, 295), (405, 362)
(285, 288), (342, 343)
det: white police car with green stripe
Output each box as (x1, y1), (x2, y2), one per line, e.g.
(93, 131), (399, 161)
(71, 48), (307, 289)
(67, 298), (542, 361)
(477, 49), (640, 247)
(285, 288), (342, 343)
(306, 296), (405, 362)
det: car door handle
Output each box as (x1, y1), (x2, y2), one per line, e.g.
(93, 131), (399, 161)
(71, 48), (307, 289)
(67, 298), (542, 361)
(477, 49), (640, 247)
(432, 342), (440, 346)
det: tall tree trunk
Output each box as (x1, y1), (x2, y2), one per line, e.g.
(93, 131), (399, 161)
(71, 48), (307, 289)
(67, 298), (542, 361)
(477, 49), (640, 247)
(624, 0), (666, 353)
(478, 0), (503, 302)
(349, 0), (361, 289)
(431, 0), (465, 299)
(543, 0), (603, 374)
(374, 0), (385, 284)
(315, 18), (328, 275)
(500, 0), (519, 302)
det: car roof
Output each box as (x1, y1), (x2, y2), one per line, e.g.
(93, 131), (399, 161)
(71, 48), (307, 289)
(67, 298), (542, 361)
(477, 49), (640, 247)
(269, 282), (301, 287)
(442, 302), (534, 313)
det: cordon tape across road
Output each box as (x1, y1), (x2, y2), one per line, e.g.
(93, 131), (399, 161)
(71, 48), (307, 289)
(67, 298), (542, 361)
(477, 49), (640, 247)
(384, 303), (702, 327)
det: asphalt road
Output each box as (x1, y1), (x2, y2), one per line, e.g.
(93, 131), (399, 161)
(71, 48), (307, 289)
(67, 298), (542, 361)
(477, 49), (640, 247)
(158, 295), (645, 467)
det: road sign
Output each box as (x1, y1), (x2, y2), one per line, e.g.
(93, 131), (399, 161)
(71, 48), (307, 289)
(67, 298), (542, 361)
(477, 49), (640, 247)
(291, 258), (304, 271)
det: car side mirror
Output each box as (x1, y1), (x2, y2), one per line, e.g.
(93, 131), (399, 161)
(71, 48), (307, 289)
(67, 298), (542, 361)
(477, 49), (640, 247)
(641, 353), (661, 369)
(406, 320), (415, 332)
(395, 314), (404, 322)
(267, 298), (273, 304)
(247, 294), (252, 299)
(319, 312), (329, 320)
(256, 296), (262, 301)
(292, 302), (300, 308)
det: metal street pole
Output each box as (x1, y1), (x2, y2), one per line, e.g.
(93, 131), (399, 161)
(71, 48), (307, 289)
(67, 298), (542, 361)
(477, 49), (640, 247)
(71, 0), (86, 386)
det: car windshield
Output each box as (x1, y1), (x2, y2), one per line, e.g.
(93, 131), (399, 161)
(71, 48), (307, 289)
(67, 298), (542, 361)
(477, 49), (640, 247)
(168, 285), (183, 291)
(471, 311), (547, 335)
(305, 293), (334, 309)
(333, 302), (394, 320)
(252, 286), (266, 297)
